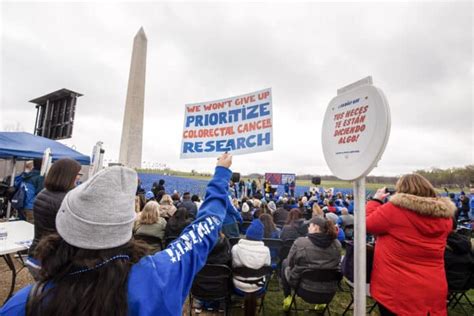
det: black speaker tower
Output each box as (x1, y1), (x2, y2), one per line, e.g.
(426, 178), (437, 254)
(30, 88), (83, 140)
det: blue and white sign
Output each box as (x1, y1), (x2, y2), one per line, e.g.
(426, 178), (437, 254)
(180, 88), (273, 158)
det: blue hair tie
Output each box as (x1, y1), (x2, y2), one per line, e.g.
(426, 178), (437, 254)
(69, 255), (130, 276)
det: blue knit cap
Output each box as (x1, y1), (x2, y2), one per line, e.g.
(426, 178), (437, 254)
(246, 219), (264, 241)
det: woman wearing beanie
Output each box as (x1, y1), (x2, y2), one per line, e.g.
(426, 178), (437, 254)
(232, 219), (271, 316)
(281, 217), (341, 311)
(366, 174), (455, 316)
(26, 158), (82, 280)
(241, 202), (253, 221)
(232, 219), (271, 284)
(1, 153), (236, 316)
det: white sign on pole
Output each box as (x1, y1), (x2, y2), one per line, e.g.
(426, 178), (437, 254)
(321, 76), (391, 181)
(321, 76), (391, 316)
(89, 141), (104, 177)
(40, 148), (52, 176)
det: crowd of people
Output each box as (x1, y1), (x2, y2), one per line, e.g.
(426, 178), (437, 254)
(1, 154), (473, 316)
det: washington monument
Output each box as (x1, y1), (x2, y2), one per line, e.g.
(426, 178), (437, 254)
(119, 27), (147, 168)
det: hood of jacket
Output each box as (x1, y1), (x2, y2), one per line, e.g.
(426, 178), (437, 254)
(390, 193), (456, 218)
(232, 238), (270, 270)
(307, 232), (333, 248)
(447, 232), (472, 255)
(389, 193), (456, 237)
(22, 169), (40, 181)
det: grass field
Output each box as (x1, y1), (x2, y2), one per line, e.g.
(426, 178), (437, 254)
(137, 170), (460, 193)
(1, 249), (472, 315)
(186, 277), (474, 315)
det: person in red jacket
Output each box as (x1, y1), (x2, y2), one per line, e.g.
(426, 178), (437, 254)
(366, 174), (456, 316)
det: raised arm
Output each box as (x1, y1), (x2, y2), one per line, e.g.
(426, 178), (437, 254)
(146, 153), (233, 309)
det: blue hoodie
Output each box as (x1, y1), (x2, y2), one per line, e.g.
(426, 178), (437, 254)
(1, 166), (232, 316)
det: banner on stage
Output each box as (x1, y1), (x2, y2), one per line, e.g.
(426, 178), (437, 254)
(265, 173), (296, 185)
(180, 88), (273, 159)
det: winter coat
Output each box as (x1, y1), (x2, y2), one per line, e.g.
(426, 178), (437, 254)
(28, 189), (67, 258)
(366, 193), (456, 316)
(1, 166), (235, 316)
(134, 218), (167, 240)
(273, 207), (288, 226)
(231, 239), (271, 293)
(165, 218), (191, 238)
(280, 219), (308, 241)
(444, 232), (474, 290)
(178, 200), (198, 218)
(207, 236), (232, 266)
(284, 234), (341, 293)
(160, 204), (177, 219)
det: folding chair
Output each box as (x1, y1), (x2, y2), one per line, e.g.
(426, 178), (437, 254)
(341, 242), (377, 315)
(262, 238), (283, 268)
(287, 269), (342, 315)
(279, 239), (296, 265)
(228, 237), (241, 248)
(134, 234), (163, 254)
(188, 264), (232, 316)
(447, 267), (474, 315)
(342, 278), (378, 315)
(231, 265), (273, 315)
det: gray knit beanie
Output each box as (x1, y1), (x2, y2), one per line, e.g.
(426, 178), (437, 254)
(56, 166), (137, 249)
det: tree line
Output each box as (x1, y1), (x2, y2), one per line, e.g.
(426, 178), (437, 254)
(297, 165), (474, 189)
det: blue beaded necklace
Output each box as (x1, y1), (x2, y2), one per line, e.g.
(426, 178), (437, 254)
(69, 255), (130, 276)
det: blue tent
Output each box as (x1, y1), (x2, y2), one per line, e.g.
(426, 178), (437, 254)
(0, 132), (90, 165)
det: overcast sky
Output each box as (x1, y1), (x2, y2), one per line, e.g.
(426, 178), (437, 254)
(1, 1), (472, 176)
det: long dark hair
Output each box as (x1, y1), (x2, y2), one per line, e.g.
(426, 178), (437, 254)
(285, 208), (302, 226)
(259, 213), (277, 238)
(166, 207), (189, 234)
(30, 234), (149, 316)
(320, 219), (338, 240)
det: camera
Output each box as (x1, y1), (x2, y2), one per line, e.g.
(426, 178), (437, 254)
(385, 188), (396, 195)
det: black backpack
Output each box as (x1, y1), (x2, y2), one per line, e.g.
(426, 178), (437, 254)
(11, 182), (26, 210)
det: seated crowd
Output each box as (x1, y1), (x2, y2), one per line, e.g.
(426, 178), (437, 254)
(1, 155), (473, 316)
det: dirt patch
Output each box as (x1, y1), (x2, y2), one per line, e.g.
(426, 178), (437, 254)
(0, 254), (34, 306)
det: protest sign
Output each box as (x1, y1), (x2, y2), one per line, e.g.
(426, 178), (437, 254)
(180, 88), (273, 158)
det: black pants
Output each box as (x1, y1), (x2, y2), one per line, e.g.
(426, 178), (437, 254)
(281, 259), (292, 297)
(378, 302), (396, 316)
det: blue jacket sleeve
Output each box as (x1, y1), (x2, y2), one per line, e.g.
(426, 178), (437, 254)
(130, 166), (231, 314)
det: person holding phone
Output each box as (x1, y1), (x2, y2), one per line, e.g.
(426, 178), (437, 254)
(366, 174), (456, 316)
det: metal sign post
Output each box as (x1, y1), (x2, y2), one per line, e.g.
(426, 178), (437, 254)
(89, 141), (104, 177)
(6, 158), (16, 219)
(40, 148), (52, 176)
(353, 177), (366, 315)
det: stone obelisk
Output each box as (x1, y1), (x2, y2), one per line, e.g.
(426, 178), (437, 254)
(119, 27), (147, 169)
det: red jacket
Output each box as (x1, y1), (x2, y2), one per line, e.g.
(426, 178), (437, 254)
(366, 193), (456, 316)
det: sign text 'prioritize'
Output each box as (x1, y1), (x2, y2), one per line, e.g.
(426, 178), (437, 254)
(180, 89), (273, 158)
